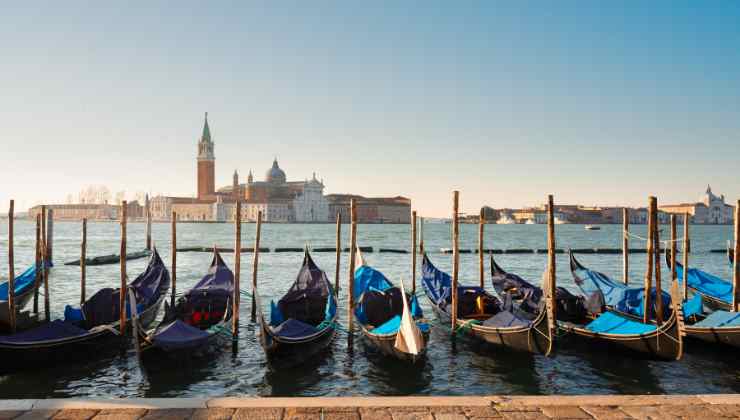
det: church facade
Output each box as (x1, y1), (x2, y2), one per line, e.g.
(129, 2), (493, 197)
(151, 113), (405, 223)
(660, 185), (735, 224)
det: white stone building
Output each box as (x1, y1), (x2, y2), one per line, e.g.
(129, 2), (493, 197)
(293, 174), (329, 222)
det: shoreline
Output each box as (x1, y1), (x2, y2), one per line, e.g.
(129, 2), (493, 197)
(1, 395), (738, 419)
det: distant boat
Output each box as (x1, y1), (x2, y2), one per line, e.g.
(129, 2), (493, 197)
(524, 219), (536, 225)
(554, 217), (567, 225)
(584, 225), (600, 231)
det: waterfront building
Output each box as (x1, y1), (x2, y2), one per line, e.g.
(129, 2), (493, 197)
(28, 201), (143, 221)
(660, 185), (735, 224)
(327, 195), (411, 224)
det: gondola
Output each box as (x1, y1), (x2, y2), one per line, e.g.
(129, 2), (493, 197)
(354, 250), (429, 363)
(665, 252), (740, 348)
(0, 262), (47, 327)
(64, 249), (151, 266)
(421, 253), (553, 355)
(138, 249), (233, 358)
(0, 248), (170, 373)
(663, 251), (732, 312)
(258, 249), (336, 366)
(570, 251), (672, 321)
(491, 255), (589, 325)
(562, 252), (683, 360)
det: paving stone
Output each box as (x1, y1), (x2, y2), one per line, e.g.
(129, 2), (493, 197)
(284, 407), (321, 420)
(53, 410), (99, 420)
(499, 411), (549, 420)
(431, 407), (465, 414)
(92, 409), (147, 420)
(232, 408), (283, 420)
(660, 404), (727, 419)
(705, 404), (740, 417)
(538, 405), (592, 419)
(580, 406), (632, 420)
(15, 411), (59, 420)
(0, 412), (24, 420)
(359, 407), (393, 420)
(432, 414), (467, 420)
(617, 406), (679, 420)
(138, 409), (193, 420)
(390, 412), (434, 420)
(189, 408), (234, 420)
(462, 406), (501, 419)
(323, 410), (361, 420)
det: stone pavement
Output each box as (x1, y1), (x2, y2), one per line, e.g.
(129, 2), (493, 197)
(1, 395), (740, 420)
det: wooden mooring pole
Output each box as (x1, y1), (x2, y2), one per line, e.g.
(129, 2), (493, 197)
(547, 195), (557, 330)
(670, 215), (677, 296)
(41, 206), (50, 322)
(419, 217), (425, 255)
(733, 200), (740, 311)
(411, 210), (417, 295)
(451, 191), (460, 332)
(335, 212), (341, 296)
(171, 211), (177, 308)
(643, 197), (655, 325)
(33, 214), (41, 314)
(8, 201), (16, 333)
(623, 208), (629, 285)
(120, 201), (127, 336)
(145, 194), (152, 251)
(46, 209), (54, 264)
(347, 199), (358, 335)
(479, 208), (485, 288)
(250, 211), (262, 322)
(653, 198), (663, 325)
(81, 218), (87, 305)
(233, 201), (241, 337)
(683, 213), (690, 300)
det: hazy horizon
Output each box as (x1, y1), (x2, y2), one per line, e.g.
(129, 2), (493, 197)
(2, 2), (739, 217)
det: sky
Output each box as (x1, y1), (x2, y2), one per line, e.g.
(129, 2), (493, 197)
(1, 1), (739, 217)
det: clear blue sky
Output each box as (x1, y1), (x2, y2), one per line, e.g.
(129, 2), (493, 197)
(2, 1), (739, 216)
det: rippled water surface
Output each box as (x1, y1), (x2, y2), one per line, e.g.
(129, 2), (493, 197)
(0, 221), (738, 397)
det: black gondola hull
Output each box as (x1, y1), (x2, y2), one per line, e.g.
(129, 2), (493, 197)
(430, 304), (552, 355)
(260, 316), (336, 367)
(559, 310), (683, 360)
(360, 327), (429, 364)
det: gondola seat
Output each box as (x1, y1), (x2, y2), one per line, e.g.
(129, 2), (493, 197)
(278, 293), (328, 327)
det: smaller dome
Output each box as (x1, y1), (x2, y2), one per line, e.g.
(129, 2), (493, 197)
(266, 158), (286, 184)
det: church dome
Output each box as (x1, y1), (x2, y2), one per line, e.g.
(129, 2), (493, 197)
(266, 158), (286, 184)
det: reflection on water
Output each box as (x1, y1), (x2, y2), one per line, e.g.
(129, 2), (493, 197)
(0, 221), (738, 397)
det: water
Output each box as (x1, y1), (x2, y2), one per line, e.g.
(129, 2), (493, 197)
(0, 220), (737, 398)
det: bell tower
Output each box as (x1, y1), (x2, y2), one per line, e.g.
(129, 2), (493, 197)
(197, 112), (215, 199)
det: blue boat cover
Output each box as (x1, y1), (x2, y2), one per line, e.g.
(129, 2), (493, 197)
(373, 315), (401, 334)
(421, 255), (452, 307)
(585, 311), (657, 335)
(152, 319), (210, 351)
(675, 262), (732, 305)
(0, 265), (39, 301)
(694, 310), (740, 328)
(354, 263), (423, 327)
(571, 254), (671, 321)
(0, 320), (88, 344)
(683, 293), (703, 319)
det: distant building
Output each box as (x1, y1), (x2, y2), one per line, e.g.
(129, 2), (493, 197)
(327, 195), (411, 224)
(660, 185), (735, 224)
(28, 201), (143, 221)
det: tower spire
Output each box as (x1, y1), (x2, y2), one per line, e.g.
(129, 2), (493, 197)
(201, 112), (211, 143)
